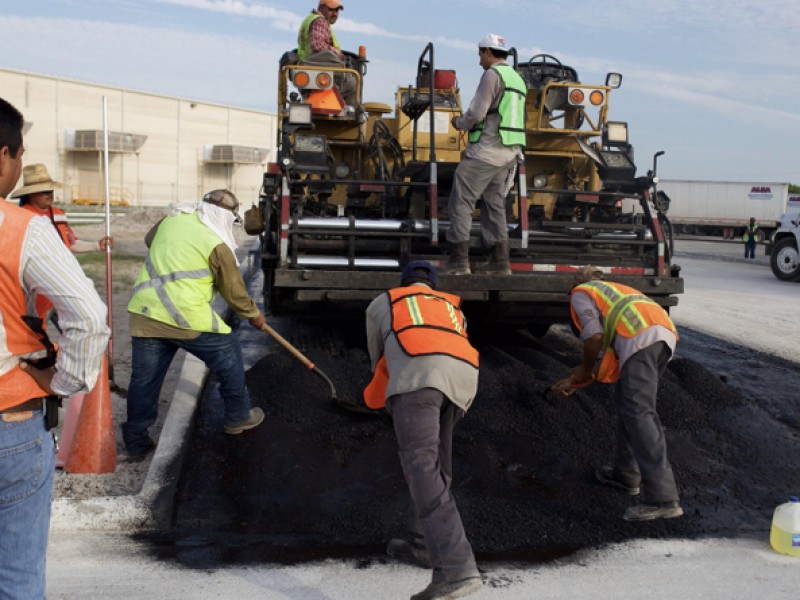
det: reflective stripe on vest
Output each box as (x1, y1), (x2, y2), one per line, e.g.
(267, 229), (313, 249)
(0, 203), (50, 409)
(363, 286), (479, 409)
(743, 224), (758, 243)
(297, 13), (340, 61)
(468, 64), (527, 146)
(570, 281), (677, 383)
(127, 212), (229, 334)
(390, 287), (479, 366)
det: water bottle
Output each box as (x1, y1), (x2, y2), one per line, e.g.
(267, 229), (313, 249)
(770, 496), (800, 557)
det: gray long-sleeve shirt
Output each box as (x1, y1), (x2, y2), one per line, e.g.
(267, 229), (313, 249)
(453, 62), (523, 167)
(571, 289), (677, 369)
(365, 283), (479, 412)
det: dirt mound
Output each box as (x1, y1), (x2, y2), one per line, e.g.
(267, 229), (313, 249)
(174, 324), (800, 564)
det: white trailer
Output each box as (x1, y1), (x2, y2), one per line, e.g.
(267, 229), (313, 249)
(655, 179), (789, 236)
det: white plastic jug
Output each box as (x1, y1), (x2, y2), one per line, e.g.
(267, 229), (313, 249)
(770, 496), (800, 557)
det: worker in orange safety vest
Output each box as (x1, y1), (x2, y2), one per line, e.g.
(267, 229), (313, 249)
(553, 265), (683, 523)
(364, 260), (482, 600)
(0, 96), (109, 600)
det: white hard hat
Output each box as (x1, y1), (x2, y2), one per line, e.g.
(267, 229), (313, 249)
(478, 33), (509, 52)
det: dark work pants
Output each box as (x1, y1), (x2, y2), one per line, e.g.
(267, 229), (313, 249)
(387, 388), (479, 584)
(615, 342), (680, 504)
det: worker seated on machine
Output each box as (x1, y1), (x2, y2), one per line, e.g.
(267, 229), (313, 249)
(297, 0), (358, 109)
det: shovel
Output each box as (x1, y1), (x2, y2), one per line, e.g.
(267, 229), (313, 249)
(258, 322), (374, 414)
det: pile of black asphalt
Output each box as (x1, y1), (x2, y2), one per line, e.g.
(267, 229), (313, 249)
(171, 321), (800, 566)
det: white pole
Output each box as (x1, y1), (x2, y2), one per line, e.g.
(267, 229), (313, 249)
(102, 96), (114, 375)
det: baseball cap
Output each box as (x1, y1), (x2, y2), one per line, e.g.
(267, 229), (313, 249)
(203, 189), (241, 219)
(574, 265), (604, 285)
(319, 0), (344, 10)
(478, 33), (509, 52)
(401, 260), (438, 288)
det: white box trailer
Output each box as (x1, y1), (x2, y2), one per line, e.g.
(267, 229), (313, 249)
(654, 179), (789, 236)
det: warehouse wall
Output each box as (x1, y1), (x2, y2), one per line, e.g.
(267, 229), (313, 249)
(0, 68), (277, 207)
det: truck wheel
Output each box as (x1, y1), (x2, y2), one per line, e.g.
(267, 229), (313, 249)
(770, 237), (800, 281)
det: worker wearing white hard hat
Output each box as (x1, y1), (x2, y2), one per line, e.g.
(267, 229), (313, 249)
(442, 33), (526, 276)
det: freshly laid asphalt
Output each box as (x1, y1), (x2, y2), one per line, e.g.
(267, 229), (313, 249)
(47, 238), (800, 599)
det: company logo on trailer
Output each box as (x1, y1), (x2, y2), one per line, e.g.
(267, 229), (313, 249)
(748, 186), (773, 201)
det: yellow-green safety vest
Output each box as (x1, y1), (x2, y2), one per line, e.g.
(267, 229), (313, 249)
(127, 212), (231, 334)
(297, 12), (340, 61)
(468, 64), (527, 146)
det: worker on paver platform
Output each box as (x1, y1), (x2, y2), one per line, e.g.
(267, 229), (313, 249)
(442, 33), (526, 276)
(297, 0), (356, 106)
(553, 265), (684, 521)
(0, 96), (109, 600)
(122, 189), (266, 461)
(364, 260), (483, 600)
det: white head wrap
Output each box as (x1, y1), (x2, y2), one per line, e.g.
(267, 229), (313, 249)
(170, 201), (240, 265)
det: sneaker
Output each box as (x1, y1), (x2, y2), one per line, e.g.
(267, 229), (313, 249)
(411, 576), (482, 600)
(623, 501), (684, 522)
(127, 438), (156, 462)
(387, 538), (431, 568)
(595, 466), (640, 495)
(224, 407), (265, 435)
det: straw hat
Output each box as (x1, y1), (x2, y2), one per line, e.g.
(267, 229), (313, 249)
(9, 164), (62, 198)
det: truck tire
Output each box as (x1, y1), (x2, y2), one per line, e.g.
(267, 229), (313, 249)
(770, 237), (800, 281)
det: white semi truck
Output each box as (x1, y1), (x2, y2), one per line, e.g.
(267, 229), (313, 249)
(655, 180), (790, 238)
(766, 201), (800, 281)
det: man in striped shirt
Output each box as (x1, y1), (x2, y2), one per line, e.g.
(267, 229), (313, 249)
(0, 96), (109, 600)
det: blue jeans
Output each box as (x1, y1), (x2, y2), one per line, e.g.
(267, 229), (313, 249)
(745, 241), (756, 259)
(0, 412), (55, 600)
(122, 333), (252, 454)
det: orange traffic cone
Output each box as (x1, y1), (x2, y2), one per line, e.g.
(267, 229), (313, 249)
(55, 392), (84, 469)
(64, 353), (117, 474)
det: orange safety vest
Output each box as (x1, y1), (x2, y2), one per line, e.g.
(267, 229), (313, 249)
(0, 202), (50, 409)
(21, 203), (76, 248)
(570, 281), (678, 383)
(363, 286), (479, 409)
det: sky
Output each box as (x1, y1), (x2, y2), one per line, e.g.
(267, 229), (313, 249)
(2, 0), (799, 183)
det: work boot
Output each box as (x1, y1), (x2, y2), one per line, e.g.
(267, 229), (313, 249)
(623, 501), (684, 522)
(440, 241), (471, 275)
(387, 538), (431, 568)
(595, 465), (640, 495)
(410, 576), (482, 600)
(224, 407), (265, 434)
(127, 438), (156, 463)
(473, 241), (511, 274)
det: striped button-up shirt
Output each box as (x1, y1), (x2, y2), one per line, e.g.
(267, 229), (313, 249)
(20, 215), (110, 396)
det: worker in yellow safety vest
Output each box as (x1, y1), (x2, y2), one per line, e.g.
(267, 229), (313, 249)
(364, 260), (483, 600)
(123, 189), (266, 461)
(297, 0), (356, 106)
(553, 265), (684, 522)
(442, 33), (526, 276)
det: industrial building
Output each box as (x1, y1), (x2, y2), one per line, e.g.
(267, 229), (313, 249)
(0, 67), (277, 207)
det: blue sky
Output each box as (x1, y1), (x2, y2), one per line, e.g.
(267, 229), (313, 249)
(3, 0), (799, 182)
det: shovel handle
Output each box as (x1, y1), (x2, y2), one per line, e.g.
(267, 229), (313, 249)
(259, 323), (315, 370)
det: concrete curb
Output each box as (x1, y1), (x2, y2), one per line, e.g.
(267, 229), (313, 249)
(51, 241), (260, 532)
